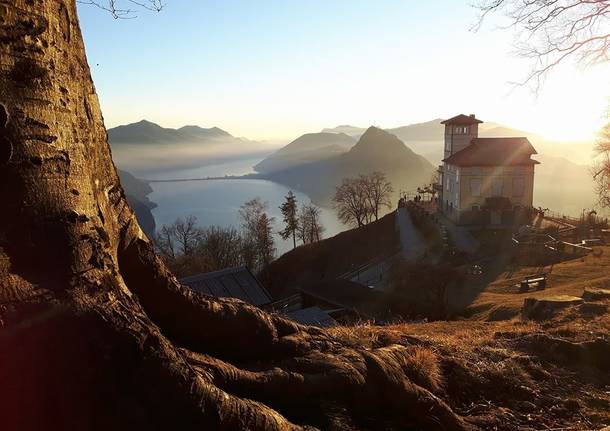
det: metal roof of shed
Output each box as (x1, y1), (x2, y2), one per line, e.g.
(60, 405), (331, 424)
(285, 306), (337, 327)
(180, 266), (272, 306)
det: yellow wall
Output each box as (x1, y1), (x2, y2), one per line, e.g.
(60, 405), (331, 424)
(456, 165), (535, 212)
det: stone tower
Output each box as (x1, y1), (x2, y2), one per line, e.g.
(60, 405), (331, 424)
(441, 114), (483, 160)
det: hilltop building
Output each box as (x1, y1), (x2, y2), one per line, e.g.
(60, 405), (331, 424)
(438, 114), (539, 226)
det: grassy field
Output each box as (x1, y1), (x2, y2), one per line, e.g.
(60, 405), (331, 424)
(455, 246), (610, 320)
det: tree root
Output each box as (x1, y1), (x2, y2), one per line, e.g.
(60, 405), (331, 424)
(112, 222), (473, 429)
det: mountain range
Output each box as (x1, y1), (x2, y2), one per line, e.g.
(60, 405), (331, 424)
(322, 119), (593, 166)
(254, 132), (355, 174)
(109, 120), (274, 178)
(257, 118), (597, 215)
(111, 117), (599, 221)
(108, 120), (233, 144)
(259, 126), (435, 206)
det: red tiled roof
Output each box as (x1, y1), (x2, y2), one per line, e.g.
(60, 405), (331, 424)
(443, 137), (540, 167)
(441, 114), (483, 125)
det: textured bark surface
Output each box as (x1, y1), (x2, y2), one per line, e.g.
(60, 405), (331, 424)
(0, 1), (472, 430)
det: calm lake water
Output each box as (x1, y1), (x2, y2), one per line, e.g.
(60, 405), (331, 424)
(148, 157), (345, 256)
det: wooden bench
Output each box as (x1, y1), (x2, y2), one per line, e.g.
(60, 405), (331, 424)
(520, 274), (547, 291)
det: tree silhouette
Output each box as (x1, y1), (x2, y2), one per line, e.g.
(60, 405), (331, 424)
(279, 190), (299, 249)
(475, 0), (610, 92)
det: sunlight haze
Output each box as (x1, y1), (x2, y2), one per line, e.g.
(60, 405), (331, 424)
(78, 0), (609, 142)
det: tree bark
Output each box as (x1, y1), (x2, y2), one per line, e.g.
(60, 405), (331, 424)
(0, 1), (473, 430)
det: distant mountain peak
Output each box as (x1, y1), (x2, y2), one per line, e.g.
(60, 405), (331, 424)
(131, 119), (164, 128)
(352, 126), (404, 151)
(178, 125), (232, 138)
(108, 120), (236, 144)
(253, 131), (355, 174)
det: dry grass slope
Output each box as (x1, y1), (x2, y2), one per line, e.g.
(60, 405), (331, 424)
(464, 246), (610, 320)
(330, 300), (610, 430)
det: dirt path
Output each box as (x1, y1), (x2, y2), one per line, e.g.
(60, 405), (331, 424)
(396, 207), (426, 260)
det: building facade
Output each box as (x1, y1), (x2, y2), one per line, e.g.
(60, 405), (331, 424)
(438, 114), (539, 226)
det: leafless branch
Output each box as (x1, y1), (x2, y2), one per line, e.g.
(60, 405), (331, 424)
(473, 0), (610, 92)
(77, 0), (165, 19)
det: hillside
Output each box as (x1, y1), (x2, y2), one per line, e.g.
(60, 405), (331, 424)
(460, 245), (610, 320)
(261, 127), (435, 206)
(117, 169), (157, 238)
(331, 303), (610, 430)
(263, 212), (610, 429)
(254, 132), (355, 174)
(109, 120), (273, 177)
(264, 211), (399, 298)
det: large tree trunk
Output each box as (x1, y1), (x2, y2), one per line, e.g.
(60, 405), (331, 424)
(0, 1), (473, 430)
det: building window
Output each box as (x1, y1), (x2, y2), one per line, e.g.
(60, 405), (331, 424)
(491, 179), (503, 197)
(454, 126), (469, 134)
(513, 178), (525, 197)
(470, 179), (481, 197)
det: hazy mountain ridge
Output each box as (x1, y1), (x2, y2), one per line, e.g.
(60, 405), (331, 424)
(266, 118), (598, 216)
(108, 120), (234, 144)
(110, 118), (599, 218)
(261, 127), (435, 206)
(254, 132), (356, 174)
(108, 120), (276, 178)
(321, 120), (594, 165)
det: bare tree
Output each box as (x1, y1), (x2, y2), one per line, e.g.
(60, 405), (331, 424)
(239, 198), (276, 269)
(155, 223), (177, 259)
(362, 172), (393, 221)
(474, 0), (610, 92)
(173, 215), (201, 256)
(297, 203), (325, 244)
(0, 2), (470, 430)
(333, 177), (370, 227)
(593, 122), (610, 207)
(199, 225), (243, 270)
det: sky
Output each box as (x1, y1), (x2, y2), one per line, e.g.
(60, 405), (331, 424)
(77, 0), (610, 142)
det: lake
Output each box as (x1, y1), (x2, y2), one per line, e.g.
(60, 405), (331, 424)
(148, 157), (345, 256)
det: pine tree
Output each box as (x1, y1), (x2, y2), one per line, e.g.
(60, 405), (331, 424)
(279, 190), (298, 249)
